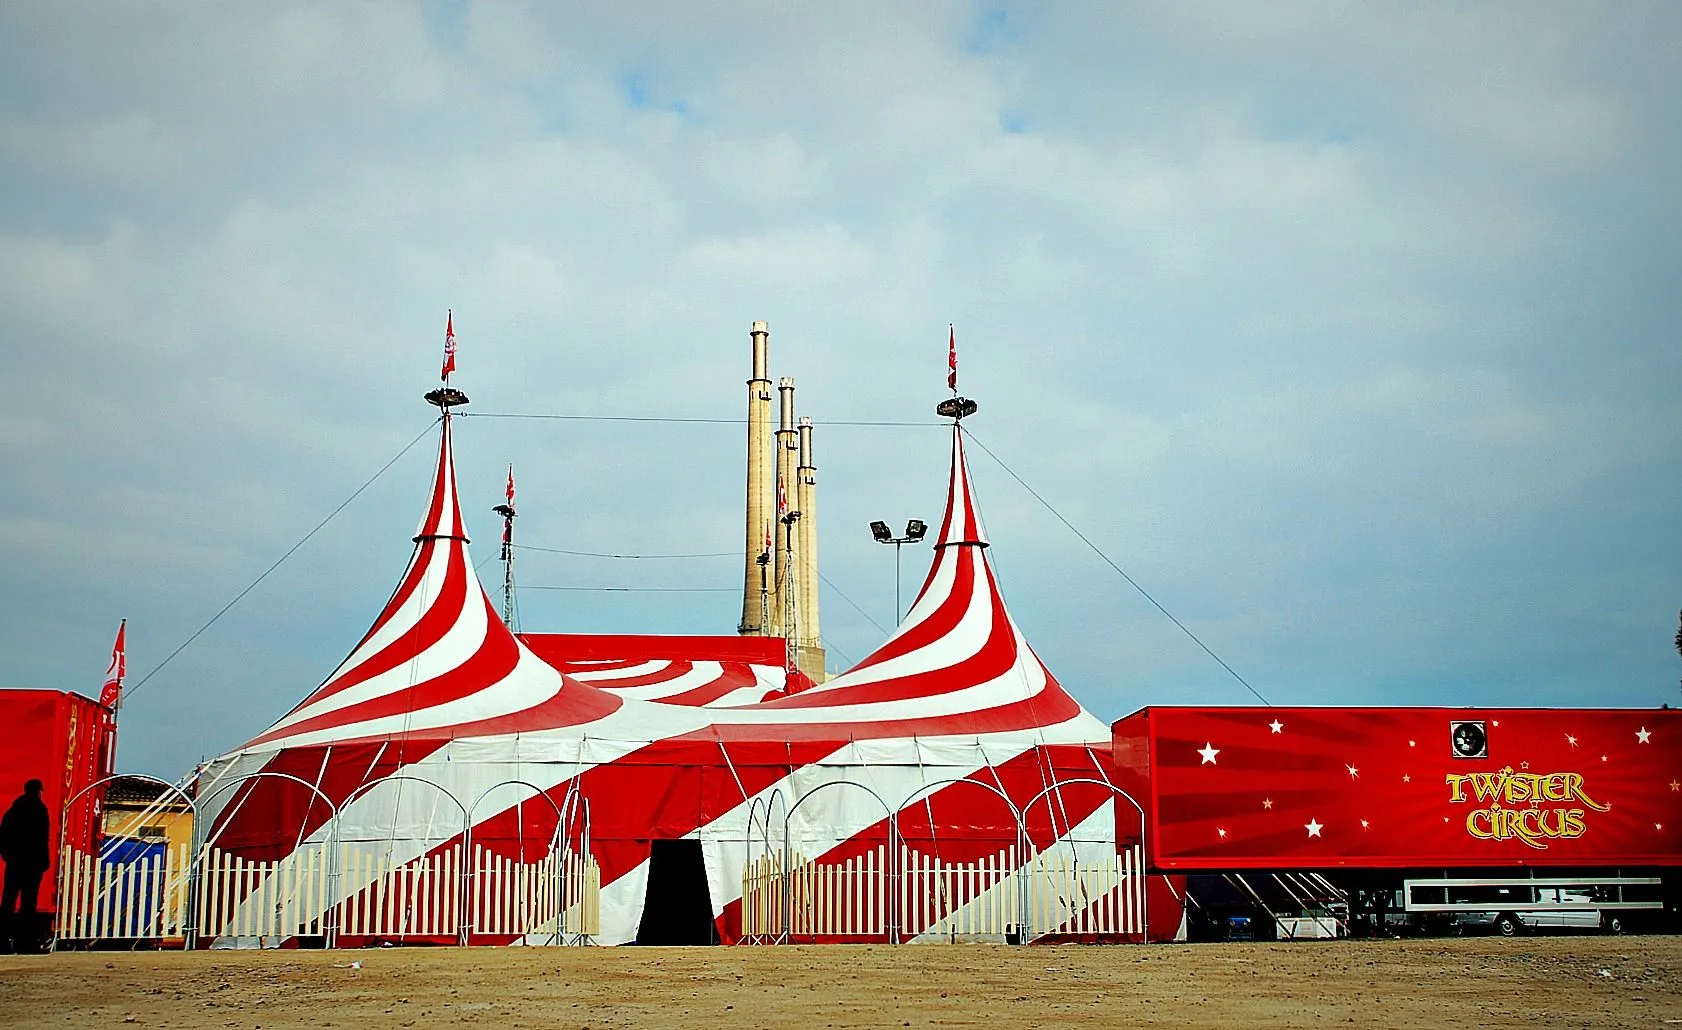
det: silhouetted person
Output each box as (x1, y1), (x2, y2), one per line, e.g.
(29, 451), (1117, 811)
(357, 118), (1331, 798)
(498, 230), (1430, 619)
(0, 779), (50, 954)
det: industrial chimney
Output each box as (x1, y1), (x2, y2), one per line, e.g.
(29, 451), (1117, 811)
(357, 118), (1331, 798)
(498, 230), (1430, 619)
(794, 415), (826, 681)
(737, 322), (773, 636)
(771, 376), (799, 637)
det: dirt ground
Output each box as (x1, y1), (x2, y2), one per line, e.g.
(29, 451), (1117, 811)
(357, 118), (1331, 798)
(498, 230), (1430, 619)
(1, 937), (1678, 1029)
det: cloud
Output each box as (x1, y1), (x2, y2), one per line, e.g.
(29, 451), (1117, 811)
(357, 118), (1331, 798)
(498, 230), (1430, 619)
(1, 2), (1678, 775)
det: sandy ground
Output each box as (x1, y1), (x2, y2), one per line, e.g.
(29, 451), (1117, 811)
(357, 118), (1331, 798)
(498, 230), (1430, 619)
(1, 938), (1678, 1029)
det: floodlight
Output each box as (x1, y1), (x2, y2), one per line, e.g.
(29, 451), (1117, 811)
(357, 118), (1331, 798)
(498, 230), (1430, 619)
(425, 387), (471, 409)
(935, 397), (978, 420)
(904, 519), (927, 541)
(870, 520), (892, 542)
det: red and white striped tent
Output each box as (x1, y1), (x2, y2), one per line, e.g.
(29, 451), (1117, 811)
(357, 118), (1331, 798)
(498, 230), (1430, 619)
(517, 633), (811, 708)
(196, 411), (1183, 944)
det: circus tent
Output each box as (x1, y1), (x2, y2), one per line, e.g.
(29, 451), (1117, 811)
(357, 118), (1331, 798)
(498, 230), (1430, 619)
(195, 403), (1184, 945)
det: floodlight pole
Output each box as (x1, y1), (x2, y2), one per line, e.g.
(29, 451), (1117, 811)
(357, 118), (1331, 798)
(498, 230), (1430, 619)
(493, 502), (517, 628)
(871, 521), (926, 623)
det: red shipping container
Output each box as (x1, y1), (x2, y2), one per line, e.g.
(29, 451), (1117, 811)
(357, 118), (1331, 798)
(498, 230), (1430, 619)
(0, 688), (109, 912)
(1112, 707), (1682, 871)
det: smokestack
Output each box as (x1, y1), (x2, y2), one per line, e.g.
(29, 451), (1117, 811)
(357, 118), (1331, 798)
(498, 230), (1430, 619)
(771, 376), (799, 638)
(794, 415), (825, 681)
(738, 322), (773, 635)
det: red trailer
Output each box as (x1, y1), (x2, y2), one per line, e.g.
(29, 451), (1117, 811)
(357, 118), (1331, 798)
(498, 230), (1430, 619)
(1112, 706), (1682, 871)
(1113, 707), (1682, 938)
(0, 688), (110, 915)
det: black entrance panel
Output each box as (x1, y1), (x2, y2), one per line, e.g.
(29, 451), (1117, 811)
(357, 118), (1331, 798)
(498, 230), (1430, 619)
(635, 839), (716, 945)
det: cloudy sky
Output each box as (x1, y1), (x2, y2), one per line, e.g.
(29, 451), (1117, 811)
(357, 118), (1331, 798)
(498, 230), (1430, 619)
(2, 3), (1678, 779)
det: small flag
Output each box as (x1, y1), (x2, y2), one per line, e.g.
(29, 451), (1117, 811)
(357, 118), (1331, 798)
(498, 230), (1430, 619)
(947, 324), (957, 393)
(99, 620), (126, 710)
(763, 520), (772, 558)
(505, 464), (516, 506)
(777, 474), (788, 519)
(441, 310), (457, 381)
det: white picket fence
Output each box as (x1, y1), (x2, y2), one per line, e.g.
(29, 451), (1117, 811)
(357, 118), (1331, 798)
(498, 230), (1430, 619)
(55, 843), (600, 946)
(742, 843), (1147, 942)
(57, 844), (194, 941)
(468, 844), (601, 941)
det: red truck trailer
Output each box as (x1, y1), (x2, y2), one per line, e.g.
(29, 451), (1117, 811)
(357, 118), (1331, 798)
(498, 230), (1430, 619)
(1112, 707), (1681, 937)
(0, 688), (110, 918)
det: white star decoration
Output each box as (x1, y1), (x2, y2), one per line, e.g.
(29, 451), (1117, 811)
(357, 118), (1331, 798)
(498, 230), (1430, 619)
(1217, 828), (1227, 839)
(1360, 819), (1370, 829)
(1346, 764), (1359, 779)
(1402, 774), (1411, 783)
(1262, 798), (1274, 809)
(1636, 727), (1651, 744)
(1268, 720), (1284, 734)
(1601, 755), (1608, 762)
(1657, 823), (1664, 832)
(1408, 740), (1416, 748)
(1305, 818), (1324, 838)
(1198, 743), (1220, 765)
(1566, 734), (1578, 747)
(1670, 780), (1680, 792)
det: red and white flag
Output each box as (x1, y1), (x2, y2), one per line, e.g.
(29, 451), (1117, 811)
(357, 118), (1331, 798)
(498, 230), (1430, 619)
(947, 324), (957, 393)
(99, 620), (126, 710)
(777, 474), (788, 519)
(441, 310), (457, 381)
(505, 464), (516, 506)
(763, 519), (773, 558)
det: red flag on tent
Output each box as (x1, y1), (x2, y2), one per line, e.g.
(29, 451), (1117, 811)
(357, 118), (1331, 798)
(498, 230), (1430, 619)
(947, 324), (957, 393)
(505, 464), (516, 506)
(99, 620), (126, 710)
(441, 310), (457, 381)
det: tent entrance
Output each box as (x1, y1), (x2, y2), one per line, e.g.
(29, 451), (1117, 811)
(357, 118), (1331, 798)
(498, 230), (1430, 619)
(635, 839), (716, 945)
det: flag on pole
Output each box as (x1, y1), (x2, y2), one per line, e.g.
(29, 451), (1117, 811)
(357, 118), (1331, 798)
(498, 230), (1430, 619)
(505, 464), (516, 506)
(947, 324), (957, 393)
(763, 519), (773, 560)
(99, 620), (126, 710)
(441, 310), (457, 381)
(777, 474), (788, 520)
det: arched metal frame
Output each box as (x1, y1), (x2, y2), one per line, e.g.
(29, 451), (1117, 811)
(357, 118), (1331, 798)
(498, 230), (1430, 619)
(781, 779), (897, 943)
(191, 770), (343, 949)
(338, 774), (471, 945)
(745, 788), (788, 870)
(895, 776), (1029, 942)
(1020, 777), (1151, 942)
(741, 788), (788, 944)
(51, 773), (202, 953)
(466, 779), (568, 946)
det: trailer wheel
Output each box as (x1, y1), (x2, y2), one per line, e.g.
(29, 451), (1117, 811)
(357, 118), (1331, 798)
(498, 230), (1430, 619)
(1603, 914), (1624, 936)
(1495, 914), (1521, 937)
